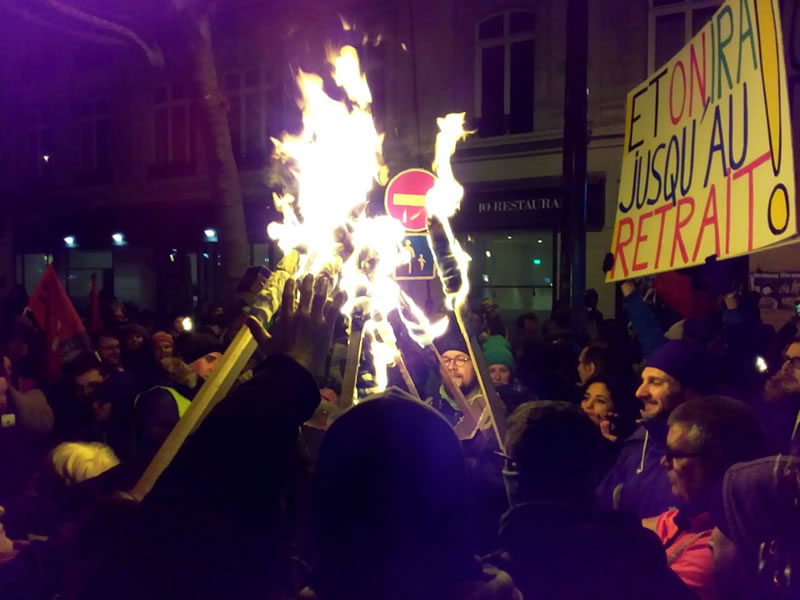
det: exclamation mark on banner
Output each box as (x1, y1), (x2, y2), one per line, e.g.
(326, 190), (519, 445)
(755, 0), (790, 234)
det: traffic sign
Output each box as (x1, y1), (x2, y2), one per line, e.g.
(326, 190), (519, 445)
(384, 168), (435, 232)
(395, 234), (436, 280)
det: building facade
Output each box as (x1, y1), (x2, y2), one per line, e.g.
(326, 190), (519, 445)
(0, 0), (798, 322)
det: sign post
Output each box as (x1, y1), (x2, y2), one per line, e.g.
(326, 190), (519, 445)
(385, 168), (438, 281)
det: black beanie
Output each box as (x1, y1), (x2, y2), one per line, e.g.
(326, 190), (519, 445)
(645, 340), (713, 394)
(176, 333), (223, 364)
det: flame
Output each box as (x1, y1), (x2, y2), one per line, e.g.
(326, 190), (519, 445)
(268, 45), (386, 277)
(269, 44), (449, 400)
(426, 113), (472, 309)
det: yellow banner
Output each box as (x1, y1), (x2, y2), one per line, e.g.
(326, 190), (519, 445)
(607, 0), (796, 282)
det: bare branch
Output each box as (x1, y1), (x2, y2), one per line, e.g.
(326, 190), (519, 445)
(44, 0), (164, 67)
(2, 1), (128, 47)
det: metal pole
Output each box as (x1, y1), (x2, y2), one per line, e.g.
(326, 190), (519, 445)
(559, 0), (589, 307)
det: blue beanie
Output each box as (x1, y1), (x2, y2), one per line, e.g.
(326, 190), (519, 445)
(645, 341), (712, 394)
(482, 335), (516, 372)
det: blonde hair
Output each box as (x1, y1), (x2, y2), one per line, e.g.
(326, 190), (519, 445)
(49, 442), (120, 486)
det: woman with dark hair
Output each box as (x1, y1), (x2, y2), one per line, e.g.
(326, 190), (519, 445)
(580, 375), (639, 443)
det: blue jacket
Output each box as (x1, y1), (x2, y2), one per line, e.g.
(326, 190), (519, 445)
(623, 293), (665, 358)
(596, 419), (681, 519)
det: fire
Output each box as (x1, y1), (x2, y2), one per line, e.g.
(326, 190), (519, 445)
(268, 43), (470, 401)
(426, 114), (472, 309)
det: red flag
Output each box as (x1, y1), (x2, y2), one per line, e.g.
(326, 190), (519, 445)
(90, 273), (103, 333)
(652, 272), (712, 320)
(26, 265), (92, 382)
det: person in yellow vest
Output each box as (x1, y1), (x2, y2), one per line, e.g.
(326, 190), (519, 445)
(134, 333), (223, 458)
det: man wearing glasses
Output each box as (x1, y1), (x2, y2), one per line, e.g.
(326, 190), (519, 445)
(643, 396), (768, 600)
(432, 330), (488, 438)
(760, 338), (800, 455)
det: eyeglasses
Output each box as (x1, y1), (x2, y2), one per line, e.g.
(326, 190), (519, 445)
(442, 355), (470, 367)
(783, 356), (800, 370)
(664, 449), (703, 466)
(494, 450), (519, 472)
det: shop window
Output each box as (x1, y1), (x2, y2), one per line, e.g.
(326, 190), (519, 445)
(460, 231), (554, 323)
(17, 254), (53, 296)
(66, 250), (112, 312)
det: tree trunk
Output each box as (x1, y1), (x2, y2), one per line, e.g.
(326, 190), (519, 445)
(183, 11), (250, 301)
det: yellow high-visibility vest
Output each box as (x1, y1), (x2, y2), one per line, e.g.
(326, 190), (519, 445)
(135, 386), (191, 418)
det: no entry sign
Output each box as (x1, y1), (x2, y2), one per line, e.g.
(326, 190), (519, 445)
(384, 168), (435, 232)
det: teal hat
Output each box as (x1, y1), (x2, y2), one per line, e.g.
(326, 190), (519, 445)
(482, 335), (515, 372)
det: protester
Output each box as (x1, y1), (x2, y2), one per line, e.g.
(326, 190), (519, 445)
(93, 329), (123, 372)
(151, 330), (175, 361)
(200, 304), (227, 341)
(133, 332), (223, 458)
(512, 312), (539, 359)
(120, 323), (160, 387)
(644, 396), (768, 599)
(580, 375), (638, 443)
(585, 288), (603, 330)
(48, 441), (120, 487)
(708, 455), (800, 600)
(103, 297), (131, 335)
(0, 355), (54, 500)
(3, 246), (800, 600)
(597, 340), (713, 518)
(760, 337), (800, 453)
(432, 327), (485, 429)
(121, 324), (146, 355)
(311, 392), (518, 600)
(492, 400), (696, 600)
(54, 354), (137, 457)
(483, 334), (530, 414)
(577, 342), (618, 384)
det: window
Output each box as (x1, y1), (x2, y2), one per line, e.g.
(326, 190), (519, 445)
(78, 100), (111, 176)
(66, 250), (112, 311)
(151, 84), (195, 175)
(475, 10), (535, 137)
(648, 0), (722, 74)
(26, 110), (53, 178)
(224, 67), (284, 169)
(17, 254), (52, 296)
(460, 230), (554, 321)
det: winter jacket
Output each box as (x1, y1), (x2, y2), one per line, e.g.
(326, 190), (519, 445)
(624, 292), (666, 358)
(0, 389), (54, 500)
(654, 509), (713, 600)
(489, 501), (698, 600)
(596, 418), (681, 518)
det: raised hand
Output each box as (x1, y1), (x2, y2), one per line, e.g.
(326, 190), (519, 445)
(247, 274), (345, 378)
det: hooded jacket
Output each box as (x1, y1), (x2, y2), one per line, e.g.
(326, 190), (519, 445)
(596, 418), (681, 518)
(491, 501), (697, 600)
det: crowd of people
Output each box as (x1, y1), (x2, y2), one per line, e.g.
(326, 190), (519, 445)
(0, 269), (799, 600)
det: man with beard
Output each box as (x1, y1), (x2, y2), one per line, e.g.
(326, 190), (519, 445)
(761, 338), (800, 454)
(597, 341), (712, 519)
